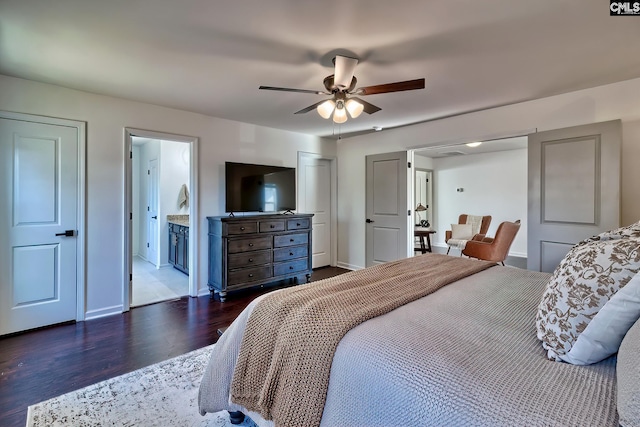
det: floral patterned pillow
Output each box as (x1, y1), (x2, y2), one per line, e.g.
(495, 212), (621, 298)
(576, 221), (640, 246)
(536, 237), (640, 362)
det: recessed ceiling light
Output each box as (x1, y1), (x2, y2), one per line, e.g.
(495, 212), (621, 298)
(465, 141), (482, 147)
(373, 126), (382, 131)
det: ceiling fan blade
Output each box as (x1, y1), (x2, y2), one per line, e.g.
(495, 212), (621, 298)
(358, 78), (425, 95)
(333, 55), (359, 89)
(294, 100), (329, 115)
(259, 85), (326, 95)
(349, 97), (381, 114)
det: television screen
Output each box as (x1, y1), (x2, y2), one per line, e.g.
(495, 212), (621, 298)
(225, 162), (296, 213)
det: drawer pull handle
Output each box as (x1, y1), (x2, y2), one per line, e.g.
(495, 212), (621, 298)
(249, 243), (254, 247)
(240, 227), (245, 231)
(290, 238), (294, 242)
(248, 273), (254, 278)
(289, 266), (293, 270)
(296, 223), (300, 226)
(270, 224), (275, 228)
(248, 258), (253, 262)
(289, 252), (293, 256)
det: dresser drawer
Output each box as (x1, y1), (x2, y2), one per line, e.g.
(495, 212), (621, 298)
(273, 259), (308, 277)
(259, 220), (285, 233)
(287, 218), (310, 230)
(228, 250), (272, 269)
(227, 222), (258, 235)
(228, 266), (272, 286)
(228, 236), (272, 253)
(274, 233), (308, 248)
(273, 245), (308, 262)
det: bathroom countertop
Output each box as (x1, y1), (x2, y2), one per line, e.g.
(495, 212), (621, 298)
(167, 215), (189, 227)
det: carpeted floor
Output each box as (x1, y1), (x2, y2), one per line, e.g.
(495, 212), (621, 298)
(26, 345), (258, 426)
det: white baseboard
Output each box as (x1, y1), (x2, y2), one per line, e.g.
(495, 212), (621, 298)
(84, 305), (123, 321)
(336, 261), (362, 271)
(508, 250), (527, 258)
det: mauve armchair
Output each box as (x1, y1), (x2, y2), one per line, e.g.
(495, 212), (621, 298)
(462, 220), (521, 265)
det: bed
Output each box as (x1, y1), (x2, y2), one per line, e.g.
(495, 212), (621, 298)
(198, 252), (640, 427)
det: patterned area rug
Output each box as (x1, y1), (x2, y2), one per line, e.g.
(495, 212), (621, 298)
(26, 345), (258, 426)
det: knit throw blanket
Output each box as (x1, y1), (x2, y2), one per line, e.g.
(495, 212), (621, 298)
(467, 215), (484, 235)
(448, 215), (484, 250)
(230, 254), (494, 427)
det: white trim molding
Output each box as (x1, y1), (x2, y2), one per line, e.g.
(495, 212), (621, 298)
(85, 305), (123, 321)
(336, 262), (361, 271)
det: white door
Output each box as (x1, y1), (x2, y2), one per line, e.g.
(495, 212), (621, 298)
(414, 169), (433, 227)
(298, 156), (332, 268)
(528, 120), (621, 272)
(365, 151), (409, 267)
(146, 159), (159, 266)
(0, 118), (79, 335)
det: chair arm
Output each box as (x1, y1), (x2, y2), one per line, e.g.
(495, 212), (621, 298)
(471, 234), (486, 241)
(445, 230), (452, 242)
(462, 240), (498, 262)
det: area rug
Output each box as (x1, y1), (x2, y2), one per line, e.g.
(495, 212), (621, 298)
(26, 344), (258, 426)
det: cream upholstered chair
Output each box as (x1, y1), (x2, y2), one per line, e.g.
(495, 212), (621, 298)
(445, 214), (492, 254)
(462, 220), (521, 265)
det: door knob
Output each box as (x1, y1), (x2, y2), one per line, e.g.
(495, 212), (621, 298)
(366, 219), (374, 223)
(152, 216), (158, 219)
(55, 230), (76, 237)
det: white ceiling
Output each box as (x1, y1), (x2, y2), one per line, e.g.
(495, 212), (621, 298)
(415, 136), (528, 158)
(1, 0), (639, 139)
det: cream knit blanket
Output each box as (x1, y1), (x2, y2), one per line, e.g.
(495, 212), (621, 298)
(448, 215), (484, 250)
(230, 254), (494, 427)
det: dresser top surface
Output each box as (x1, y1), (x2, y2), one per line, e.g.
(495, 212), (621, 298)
(207, 213), (313, 222)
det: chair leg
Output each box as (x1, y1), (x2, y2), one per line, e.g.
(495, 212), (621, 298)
(500, 261), (505, 266)
(446, 247), (451, 255)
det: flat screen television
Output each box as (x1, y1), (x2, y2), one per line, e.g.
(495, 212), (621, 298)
(225, 162), (296, 213)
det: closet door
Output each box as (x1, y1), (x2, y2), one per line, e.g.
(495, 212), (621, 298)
(528, 120), (621, 272)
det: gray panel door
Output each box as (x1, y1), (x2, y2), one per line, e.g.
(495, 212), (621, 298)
(365, 151), (409, 267)
(528, 120), (621, 272)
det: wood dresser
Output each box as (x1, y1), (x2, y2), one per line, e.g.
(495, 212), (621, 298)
(207, 213), (313, 301)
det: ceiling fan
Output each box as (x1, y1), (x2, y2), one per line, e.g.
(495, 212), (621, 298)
(259, 55), (425, 123)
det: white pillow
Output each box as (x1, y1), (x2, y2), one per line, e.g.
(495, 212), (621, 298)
(561, 272), (640, 365)
(450, 223), (473, 240)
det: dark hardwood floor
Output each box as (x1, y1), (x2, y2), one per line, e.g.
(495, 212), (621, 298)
(0, 266), (348, 427)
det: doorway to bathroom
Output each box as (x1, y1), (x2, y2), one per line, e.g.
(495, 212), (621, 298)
(124, 129), (199, 309)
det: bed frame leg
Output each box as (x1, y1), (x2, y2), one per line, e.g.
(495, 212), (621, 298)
(228, 411), (245, 424)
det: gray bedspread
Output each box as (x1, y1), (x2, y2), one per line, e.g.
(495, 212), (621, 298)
(199, 265), (618, 427)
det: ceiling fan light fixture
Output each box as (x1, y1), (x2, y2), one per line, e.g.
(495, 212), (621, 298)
(333, 101), (347, 123)
(317, 100), (336, 119)
(345, 98), (364, 118)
